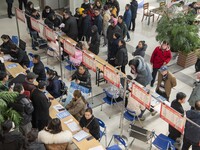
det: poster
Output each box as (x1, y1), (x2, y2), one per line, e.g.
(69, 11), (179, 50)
(44, 26), (56, 42)
(63, 40), (75, 57)
(131, 84), (151, 109)
(30, 17), (40, 32)
(103, 66), (120, 88)
(160, 103), (186, 133)
(15, 8), (25, 23)
(82, 52), (96, 72)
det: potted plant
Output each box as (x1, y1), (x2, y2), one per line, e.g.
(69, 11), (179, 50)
(156, 11), (200, 68)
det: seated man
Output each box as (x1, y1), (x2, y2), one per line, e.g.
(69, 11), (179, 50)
(69, 65), (91, 89)
(0, 34), (14, 54)
(44, 13), (61, 30)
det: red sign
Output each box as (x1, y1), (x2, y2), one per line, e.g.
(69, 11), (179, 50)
(160, 103), (186, 133)
(44, 26), (56, 42)
(82, 52), (96, 72)
(15, 8), (25, 23)
(30, 17), (40, 32)
(103, 66), (120, 88)
(131, 84), (151, 109)
(63, 40), (75, 57)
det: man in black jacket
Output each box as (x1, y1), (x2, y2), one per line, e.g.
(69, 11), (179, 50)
(61, 10), (78, 41)
(31, 81), (51, 131)
(89, 25), (100, 55)
(82, 10), (92, 41)
(130, 0), (138, 31)
(117, 15), (128, 39)
(32, 54), (46, 82)
(10, 84), (34, 136)
(94, 9), (103, 35)
(0, 34), (13, 53)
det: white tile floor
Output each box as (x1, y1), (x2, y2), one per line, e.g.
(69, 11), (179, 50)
(0, 0), (197, 149)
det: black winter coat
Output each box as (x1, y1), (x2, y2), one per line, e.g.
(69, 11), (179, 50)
(42, 9), (54, 19)
(44, 17), (61, 30)
(89, 26), (100, 55)
(94, 15), (103, 34)
(0, 40), (14, 54)
(46, 76), (62, 98)
(82, 15), (92, 40)
(130, 1), (138, 19)
(117, 22), (128, 39)
(115, 45), (128, 66)
(33, 61), (46, 82)
(11, 49), (30, 67)
(6, 0), (13, 3)
(133, 44), (147, 58)
(107, 25), (122, 43)
(81, 2), (91, 11)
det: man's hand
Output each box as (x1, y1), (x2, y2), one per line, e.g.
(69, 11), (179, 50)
(76, 79), (80, 84)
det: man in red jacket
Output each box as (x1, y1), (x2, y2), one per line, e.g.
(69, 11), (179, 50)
(150, 41), (172, 87)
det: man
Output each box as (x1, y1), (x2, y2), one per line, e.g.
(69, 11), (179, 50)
(94, 9), (103, 35)
(118, 16), (128, 39)
(123, 4), (132, 41)
(18, 0), (27, 10)
(69, 65), (91, 89)
(10, 84), (34, 136)
(22, 72), (37, 94)
(168, 92), (186, 141)
(130, 0), (138, 31)
(156, 66), (177, 101)
(82, 10), (92, 41)
(61, 10), (78, 41)
(182, 100), (200, 150)
(31, 81), (51, 131)
(44, 13), (61, 30)
(150, 41), (172, 87)
(81, 0), (91, 11)
(6, 0), (14, 18)
(32, 54), (46, 82)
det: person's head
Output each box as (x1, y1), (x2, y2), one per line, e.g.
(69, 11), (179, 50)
(118, 15), (123, 23)
(94, 9), (100, 16)
(84, 107), (93, 120)
(176, 92), (186, 104)
(27, 129), (38, 142)
(31, 9), (38, 16)
(82, 10), (87, 17)
(118, 39), (126, 47)
(27, 1), (34, 9)
(84, 0), (89, 3)
(26, 72), (38, 83)
(195, 100), (200, 111)
(179, 1), (184, 6)
(1, 34), (10, 43)
(47, 118), (62, 134)
(138, 41), (145, 48)
(2, 120), (15, 134)
(109, 18), (117, 27)
(32, 54), (40, 64)
(125, 4), (130, 10)
(161, 41), (169, 50)
(63, 10), (71, 19)
(78, 65), (86, 75)
(129, 59), (139, 73)
(13, 84), (24, 94)
(38, 81), (47, 90)
(103, 5), (109, 11)
(0, 71), (8, 82)
(159, 66), (168, 76)
(78, 8), (85, 16)
(91, 25), (98, 34)
(44, 6), (51, 13)
(95, 0), (102, 7)
(73, 90), (82, 100)
(113, 32), (121, 39)
(46, 69), (58, 79)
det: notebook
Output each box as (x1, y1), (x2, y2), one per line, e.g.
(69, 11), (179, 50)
(65, 121), (81, 132)
(53, 104), (64, 112)
(7, 63), (17, 69)
(73, 130), (89, 142)
(56, 110), (70, 119)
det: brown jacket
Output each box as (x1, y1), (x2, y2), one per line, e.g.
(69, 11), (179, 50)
(66, 97), (86, 121)
(156, 71), (177, 97)
(45, 143), (72, 150)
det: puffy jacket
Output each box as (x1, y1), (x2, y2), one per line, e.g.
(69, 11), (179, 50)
(33, 61), (46, 82)
(123, 9), (132, 28)
(89, 25), (100, 55)
(130, 1), (138, 19)
(150, 46), (172, 69)
(94, 14), (103, 34)
(133, 44), (147, 58)
(117, 22), (128, 39)
(107, 25), (122, 43)
(115, 45), (128, 66)
(0, 40), (13, 53)
(82, 15), (92, 40)
(46, 76), (62, 98)
(188, 81), (200, 107)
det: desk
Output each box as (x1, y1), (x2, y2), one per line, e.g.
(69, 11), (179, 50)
(49, 99), (104, 150)
(4, 62), (26, 78)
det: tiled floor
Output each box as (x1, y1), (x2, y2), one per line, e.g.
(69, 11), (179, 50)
(0, 0), (197, 149)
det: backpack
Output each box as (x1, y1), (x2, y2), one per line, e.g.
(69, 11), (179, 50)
(59, 80), (67, 95)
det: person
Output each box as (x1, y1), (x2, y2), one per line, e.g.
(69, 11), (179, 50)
(69, 42), (83, 66)
(188, 72), (200, 110)
(66, 90), (88, 121)
(25, 1), (34, 15)
(9, 84), (34, 136)
(118, 15), (128, 39)
(61, 10), (78, 41)
(38, 118), (73, 150)
(115, 39), (128, 74)
(79, 108), (100, 140)
(81, 10), (92, 41)
(0, 71), (9, 92)
(123, 4), (132, 41)
(69, 65), (91, 89)
(6, 0), (14, 18)
(0, 57), (6, 72)
(9, 44), (30, 68)
(106, 0), (120, 15)
(22, 72), (37, 94)
(94, 9), (103, 34)
(94, 0), (102, 10)
(32, 54), (46, 82)
(0, 34), (13, 53)
(130, 0), (138, 31)
(46, 69), (62, 98)
(26, 129), (46, 150)
(182, 100), (200, 150)
(30, 81), (51, 131)
(168, 92), (186, 141)
(156, 66), (177, 101)
(44, 13), (62, 30)
(18, 0), (27, 10)
(132, 41), (147, 58)
(42, 6), (54, 19)
(150, 41), (172, 87)
(0, 120), (26, 150)
(81, 0), (91, 11)
(129, 56), (152, 87)
(89, 25), (100, 55)
(102, 5), (111, 46)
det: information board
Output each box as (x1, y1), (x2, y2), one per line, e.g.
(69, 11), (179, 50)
(82, 52), (96, 72)
(30, 17), (40, 32)
(44, 26), (56, 42)
(63, 40), (75, 57)
(16, 8), (25, 23)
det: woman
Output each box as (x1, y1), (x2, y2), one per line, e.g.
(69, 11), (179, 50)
(132, 41), (147, 58)
(94, 0), (102, 10)
(89, 25), (100, 55)
(46, 69), (62, 98)
(38, 118), (73, 150)
(66, 90), (87, 121)
(25, 1), (34, 15)
(42, 5), (54, 19)
(0, 71), (9, 92)
(79, 108), (100, 140)
(0, 34), (13, 54)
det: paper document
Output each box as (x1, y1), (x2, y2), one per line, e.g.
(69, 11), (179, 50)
(73, 130), (89, 142)
(3, 54), (12, 61)
(66, 121), (81, 132)
(89, 146), (104, 150)
(53, 104), (64, 112)
(56, 110), (70, 119)
(7, 63), (17, 69)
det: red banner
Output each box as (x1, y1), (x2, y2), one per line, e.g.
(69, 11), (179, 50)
(160, 103), (186, 133)
(82, 52), (96, 72)
(63, 40), (75, 57)
(44, 26), (56, 42)
(30, 17), (40, 32)
(103, 66), (120, 88)
(16, 8), (25, 23)
(131, 84), (151, 109)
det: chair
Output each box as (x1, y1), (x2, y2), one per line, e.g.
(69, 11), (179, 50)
(141, 3), (155, 25)
(157, 2), (166, 20)
(152, 133), (175, 150)
(97, 118), (107, 147)
(123, 109), (137, 125)
(46, 47), (60, 65)
(28, 53), (34, 69)
(106, 135), (128, 150)
(11, 36), (19, 45)
(64, 59), (77, 76)
(19, 39), (26, 51)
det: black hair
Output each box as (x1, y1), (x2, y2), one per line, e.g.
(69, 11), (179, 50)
(45, 5), (51, 10)
(46, 118), (62, 134)
(176, 92), (186, 101)
(63, 9), (71, 16)
(0, 71), (7, 81)
(118, 15), (123, 20)
(119, 38), (126, 46)
(162, 41), (169, 45)
(195, 100), (200, 110)
(126, 4), (130, 8)
(1, 34), (10, 40)
(13, 83), (24, 93)
(127, 75), (133, 80)
(47, 69), (59, 77)
(129, 59), (139, 72)
(27, 1), (34, 10)
(139, 40), (145, 47)
(113, 32), (121, 39)
(38, 81), (46, 89)
(82, 10), (87, 14)
(94, 8), (100, 12)
(85, 107), (93, 114)
(33, 54), (40, 61)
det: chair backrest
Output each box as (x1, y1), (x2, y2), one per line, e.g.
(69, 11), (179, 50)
(160, 2), (166, 7)
(19, 39), (26, 51)
(126, 108), (136, 115)
(143, 3), (149, 12)
(28, 53), (34, 58)
(113, 135), (127, 148)
(97, 118), (106, 129)
(11, 36), (19, 45)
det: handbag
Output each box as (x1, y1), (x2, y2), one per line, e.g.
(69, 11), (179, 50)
(80, 36), (89, 49)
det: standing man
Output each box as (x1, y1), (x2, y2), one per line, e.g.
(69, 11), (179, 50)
(182, 100), (200, 150)
(6, 0), (14, 19)
(81, 0), (91, 11)
(156, 66), (176, 101)
(123, 4), (132, 42)
(130, 0), (138, 31)
(94, 9), (103, 35)
(18, 0), (27, 10)
(150, 41), (172, 87)
(118, 15), (128, 40)
(168, 92), (186, 141)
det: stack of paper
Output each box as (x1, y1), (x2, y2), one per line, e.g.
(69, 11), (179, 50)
(3, 54), (12, 61)
(53, 104), (64, 112)
(88, 146), (104, 150)
(73, 130), (89, 142)
(7, 63), (17, 69)
(56, 110), (70, 119)
(65, 121), (80, 132)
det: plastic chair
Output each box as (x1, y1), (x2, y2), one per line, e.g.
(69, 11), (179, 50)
(28, 53), (34, 69)
(11, 36), (19, 45)
(106, 135), (128, 150)
(152, 133), (175, 150)
(141, 3), (155, 25)
(97, 118), (107, 147)
(123, 108), (137, 125)
(157, 2), (166, 20)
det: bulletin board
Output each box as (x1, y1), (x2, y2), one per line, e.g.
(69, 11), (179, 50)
(16, 8), (25, 23)
(30, 17), (40, 32)
(82, 52), (96, 72)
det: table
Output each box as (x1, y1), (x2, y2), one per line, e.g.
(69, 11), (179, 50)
(49, 99), (104, 150)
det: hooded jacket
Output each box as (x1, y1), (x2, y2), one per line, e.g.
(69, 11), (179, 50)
(130, 0), (138, 19)
(115, 45), (128, 66)
(89, 25), (100, 55)
(188, 81), (200, 107)
(133, 44), (147, 58)
(107, 24), (122, 43)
